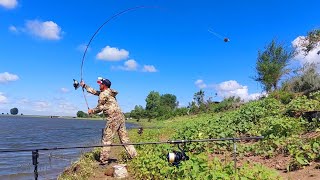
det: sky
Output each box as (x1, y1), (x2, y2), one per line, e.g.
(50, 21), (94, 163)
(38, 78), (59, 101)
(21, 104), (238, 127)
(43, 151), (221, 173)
(0, 0), (319, 116)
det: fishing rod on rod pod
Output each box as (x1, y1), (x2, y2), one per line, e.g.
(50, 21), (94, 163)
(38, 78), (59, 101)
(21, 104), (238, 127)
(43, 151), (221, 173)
(0, 136), (264, 171)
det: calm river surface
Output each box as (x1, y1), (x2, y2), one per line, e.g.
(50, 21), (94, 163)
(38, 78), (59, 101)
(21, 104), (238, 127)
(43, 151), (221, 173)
(0, 115), (137, 180)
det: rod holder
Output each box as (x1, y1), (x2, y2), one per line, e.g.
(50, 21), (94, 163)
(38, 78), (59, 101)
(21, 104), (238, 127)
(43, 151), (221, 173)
(233, 139), (237, 179)
(32, 150), (39, 180)
(101, 128), (104, 143)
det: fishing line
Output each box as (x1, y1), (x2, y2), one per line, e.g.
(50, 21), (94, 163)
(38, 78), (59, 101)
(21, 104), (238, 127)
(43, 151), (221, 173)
(208, 29), (224, 40)
(77, 5), (161, 110)
(208, 29), (230, 42)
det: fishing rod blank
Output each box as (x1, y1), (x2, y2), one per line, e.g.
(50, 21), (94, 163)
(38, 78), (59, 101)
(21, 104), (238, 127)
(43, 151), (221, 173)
(73, 6), (161, 109)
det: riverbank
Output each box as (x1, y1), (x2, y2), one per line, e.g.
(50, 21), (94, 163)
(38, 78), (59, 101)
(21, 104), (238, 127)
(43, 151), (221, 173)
(58, 119), (165, 180)
(58, 110), (320, 179)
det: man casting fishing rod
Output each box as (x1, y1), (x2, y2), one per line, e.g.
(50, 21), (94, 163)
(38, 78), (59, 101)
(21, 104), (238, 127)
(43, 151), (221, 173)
(80, 77), (137, 165)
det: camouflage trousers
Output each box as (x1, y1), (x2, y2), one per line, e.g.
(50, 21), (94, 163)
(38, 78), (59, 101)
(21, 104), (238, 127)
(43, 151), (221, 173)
(100, 114), (137, 163)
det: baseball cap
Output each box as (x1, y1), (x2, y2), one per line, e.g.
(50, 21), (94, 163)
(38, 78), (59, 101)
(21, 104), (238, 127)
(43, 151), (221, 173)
(97, 77), (111, 87)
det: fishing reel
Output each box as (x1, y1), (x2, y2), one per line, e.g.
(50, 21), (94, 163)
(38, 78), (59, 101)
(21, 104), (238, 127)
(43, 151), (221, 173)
(167, 144), (189, 166)
(73, 79), (80, 90)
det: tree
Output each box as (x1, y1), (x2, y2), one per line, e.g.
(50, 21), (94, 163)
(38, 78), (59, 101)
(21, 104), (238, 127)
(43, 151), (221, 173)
(146, 91), (161, 111)
(123, 112), (131, 119)
(160, 94), (178, 110)
(145, 91), (161, 120)
(298, 29), (320, 55)
(188, 101), (199, 114)
(193, 90), (205, 106)
(174, 107), (189, 116)
(283, 63), (320, 94)
(10, 108), (18, 115)
(130, 105), (145, 121)
(77, 111), (88, 118)
(255, 40), (293, 92)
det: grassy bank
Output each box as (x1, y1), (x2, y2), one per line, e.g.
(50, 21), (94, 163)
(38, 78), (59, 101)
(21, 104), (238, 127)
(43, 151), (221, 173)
(59, 116), (281, 179)
(59, 92), (320, 179)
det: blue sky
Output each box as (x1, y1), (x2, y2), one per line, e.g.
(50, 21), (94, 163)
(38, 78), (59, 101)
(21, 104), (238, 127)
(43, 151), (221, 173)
(1, 0), (319, 116)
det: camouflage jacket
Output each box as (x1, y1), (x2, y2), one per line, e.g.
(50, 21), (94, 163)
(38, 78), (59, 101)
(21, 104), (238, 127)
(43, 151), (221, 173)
(84, 85), (123, 120)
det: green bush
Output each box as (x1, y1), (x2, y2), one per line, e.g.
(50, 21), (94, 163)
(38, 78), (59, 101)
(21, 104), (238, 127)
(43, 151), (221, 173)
(286, 95), (320, 117)
(268, 90), (295, 104)
(212, 96), (241, 112)
(260, 116), (304, 139)
(283, 63), (320, 94)
(76, 111), (88, 118)
(309, 90), (320, 101)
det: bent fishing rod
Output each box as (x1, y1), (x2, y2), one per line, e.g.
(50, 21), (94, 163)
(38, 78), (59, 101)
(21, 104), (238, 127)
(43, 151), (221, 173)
(73, 6), (161, 109)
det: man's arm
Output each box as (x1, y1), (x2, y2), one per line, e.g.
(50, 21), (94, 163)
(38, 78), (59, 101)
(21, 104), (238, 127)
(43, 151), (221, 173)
(80, 81), (100, 96)
(91, 103), (103, 114)
(90, 92), (108, 114)
(84, 84), (100, 96)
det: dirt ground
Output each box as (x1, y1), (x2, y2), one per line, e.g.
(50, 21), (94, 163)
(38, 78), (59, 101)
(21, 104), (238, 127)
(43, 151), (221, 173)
(239, 155), (320, 180)
(87, 146), (135, 180)
(280, 164), (320, 180)
(88, 163), (133, 180)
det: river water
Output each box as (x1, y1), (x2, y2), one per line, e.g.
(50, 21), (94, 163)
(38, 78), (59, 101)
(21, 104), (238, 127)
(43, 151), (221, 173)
(0, 115), (137, 180)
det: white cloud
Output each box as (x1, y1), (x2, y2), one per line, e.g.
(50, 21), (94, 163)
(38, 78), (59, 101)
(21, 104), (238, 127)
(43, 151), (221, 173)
(0, 0), (17, 9)
(8, 25), (18, 33)
(217, 80), (243, 91)
(113, 59), (138, 71)
(77, 43), (90, 52)
(215, 80), (264, 101)
(142, 65), (158, 72)
(50, 99), (79, 116)
(124, 60), (138, 70)
(195, 79), (207, 89)
(33, 101), (50, 111)
(57, 101), (78, 111)
(0, 93), (83, 116)
(112, 61), (158, 72)
(25, 20), (62, 40)
(96, 46), (129, 61)
(292, 36), (320, 71)
(60, 88), (70, 93)
(0, 92), (8, 104)
(0, 72), (19, 83)
(17, 98), (29, 105)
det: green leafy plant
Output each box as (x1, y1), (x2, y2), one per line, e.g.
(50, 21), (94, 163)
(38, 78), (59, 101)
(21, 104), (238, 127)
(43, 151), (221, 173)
(286, 95), (320, 117)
